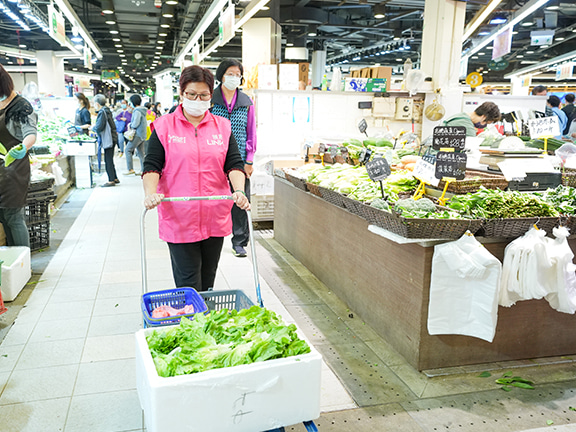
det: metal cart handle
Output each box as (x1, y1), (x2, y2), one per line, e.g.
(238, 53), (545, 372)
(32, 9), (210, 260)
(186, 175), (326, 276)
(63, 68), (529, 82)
(140, 196), (264, 308)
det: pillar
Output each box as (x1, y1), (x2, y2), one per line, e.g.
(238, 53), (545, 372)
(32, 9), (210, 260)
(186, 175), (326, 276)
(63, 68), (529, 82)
(311, 39), (326, 89)
(242, 18), (281, 74)
(36, 51), (65, 97)
(420, 0), (467, 138)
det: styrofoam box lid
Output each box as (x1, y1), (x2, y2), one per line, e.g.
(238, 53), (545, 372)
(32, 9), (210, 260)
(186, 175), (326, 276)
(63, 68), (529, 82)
(136, 326), (322, 432)
(0, 246), (30, 268)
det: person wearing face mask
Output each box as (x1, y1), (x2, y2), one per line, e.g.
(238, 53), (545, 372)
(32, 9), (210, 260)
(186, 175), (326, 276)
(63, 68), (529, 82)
(124, 95), (147, 175)
(211, 59), (257, 258)
(74, 92), (91, 135)
(142, 65), (250, 292)
(0, 65), (37, 247)
(91, 94), (119, 187)
(114, 99), (132, 157)
(442, 102), (501, 137)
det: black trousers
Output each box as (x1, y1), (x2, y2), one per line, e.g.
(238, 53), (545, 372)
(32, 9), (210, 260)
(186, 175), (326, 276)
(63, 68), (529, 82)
(167, 237), (224, 292)
(104, 147), (118, 182)
(230, 178), (251, 247)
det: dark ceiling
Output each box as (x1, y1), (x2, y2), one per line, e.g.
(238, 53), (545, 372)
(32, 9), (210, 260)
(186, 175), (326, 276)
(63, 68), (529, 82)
(0, 0), (575, 91)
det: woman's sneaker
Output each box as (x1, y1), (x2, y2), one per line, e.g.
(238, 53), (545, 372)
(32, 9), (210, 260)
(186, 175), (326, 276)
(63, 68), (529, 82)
(232, 245), (247, 257)
(123, 169), (136, 175)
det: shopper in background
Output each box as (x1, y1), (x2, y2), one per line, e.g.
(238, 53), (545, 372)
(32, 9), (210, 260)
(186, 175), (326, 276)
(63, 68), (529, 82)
(547, 95), (568, 138)
(74, 92), (91, 135)
(92, 94), (119, 187)
(212, 58), (257, 258)
(532, 86), (548, 96)
(124, 95), (146, 176)
(153, 102), (162, 118)
(114, 99), (131, 157)
(442, 102), (501, 137)
(142, 65), (249, 292)
(145, 102), (156, 140)
(562, 94), (576, 136)
(0, 65), (37, 247)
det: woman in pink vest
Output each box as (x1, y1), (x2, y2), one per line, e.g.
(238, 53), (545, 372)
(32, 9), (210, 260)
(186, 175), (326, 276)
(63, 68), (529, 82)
(142, 66), (249, 292)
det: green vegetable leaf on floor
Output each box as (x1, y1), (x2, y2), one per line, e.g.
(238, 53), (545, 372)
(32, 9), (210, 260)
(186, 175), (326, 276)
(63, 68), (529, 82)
(478, 371), (491, 378)
(501, 386), (512, 392)
(546, 420), (554, 426)
(569, 407), (576, 412)
(502, 371), (513, 378)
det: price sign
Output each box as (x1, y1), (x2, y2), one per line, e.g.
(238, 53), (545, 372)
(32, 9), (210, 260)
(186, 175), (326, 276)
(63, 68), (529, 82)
(366, 157), (391, 181)
(435, 152), (467, 180)
(413, 156), (440, 186)
(528, 116), (560, 139)
(358, 118), (368, 136)
(329, 146), (338, 158)
(432, 126), (467, 151)
(318, 143), (326, 154)
(340, 147), (349, 160)
(67, 125), (78, 137)
(466, 72), (483, 88)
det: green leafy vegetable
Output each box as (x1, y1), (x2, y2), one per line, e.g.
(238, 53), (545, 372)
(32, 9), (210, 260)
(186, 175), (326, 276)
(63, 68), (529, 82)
(569, 406), (576, 411)
(478, 371), (492, 378)
(494, 373), (534, 391)
(536, 185), (576, 215)
(501, 385), (512, 392)
(146, 306), (311, 378)
(546, 420), (554, 426)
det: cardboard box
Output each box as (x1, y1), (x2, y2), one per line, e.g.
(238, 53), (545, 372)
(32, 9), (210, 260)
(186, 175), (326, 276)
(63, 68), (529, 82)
(250, 172), (274, 195)
(298, 63), (309, 84)
(0, 247), (31, 301)
(373, 66), (392, 87)
(135, 328), (322, 432)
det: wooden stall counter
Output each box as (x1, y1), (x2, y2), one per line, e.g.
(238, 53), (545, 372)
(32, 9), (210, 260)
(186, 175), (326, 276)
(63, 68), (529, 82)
(273, 178), (576, 371)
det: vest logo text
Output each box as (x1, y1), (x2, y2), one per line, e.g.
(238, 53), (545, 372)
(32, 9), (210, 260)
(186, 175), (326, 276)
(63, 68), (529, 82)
(168, 135), (186, 144)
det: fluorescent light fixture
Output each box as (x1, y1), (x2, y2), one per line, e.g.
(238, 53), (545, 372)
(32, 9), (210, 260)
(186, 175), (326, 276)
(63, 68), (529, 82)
(110, 30), (119, 34)
(517, 55), (524, 58)
(489, 15), (507, 25)
(0, 2), (30, 30)
(374, 13), (385, 19)
(158, 40), (166, 44)
(112, 38), (121, 42)
(478, 31), (490, 36)
(115, 44), (122, 47)
(556, 37), (565, 41)
(286, 42), (294, 46)
(471, 56), (479, 59)
(106, 19), (116, 25)
(117, 49), (124, 53)
(165, 0), (178, 4)
(19, 44), (26, 48)
(463, 0), (550, 60)
(119, 54), (125, 57)
(521, 21), (534, 26)
(54, 0), (103, 58)
(160, 23), (170, 28)
(0, 45), (36, 59)
(526, 50), (534, 53)
(159, 32), (168, 37)
(308, 31), (317, 37)
(260, 5), (269, 10)
(505, 49), (576, 78)
(71, 35), (83, 43)
(101, 0), (114, 14)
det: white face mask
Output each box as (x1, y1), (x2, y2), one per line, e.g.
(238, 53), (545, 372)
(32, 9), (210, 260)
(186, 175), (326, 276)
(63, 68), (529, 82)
(223, 75), (241, 91)
(182, 97), (211, 117)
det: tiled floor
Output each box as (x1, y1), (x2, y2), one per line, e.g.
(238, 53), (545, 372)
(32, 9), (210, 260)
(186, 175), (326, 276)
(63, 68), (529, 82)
(0, 159), (575, 432)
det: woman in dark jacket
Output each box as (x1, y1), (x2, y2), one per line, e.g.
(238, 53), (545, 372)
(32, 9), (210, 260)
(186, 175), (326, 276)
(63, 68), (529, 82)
(211, 59), (257, 258)
(0, 65), (37, 247)
(92, 94), (119, 187)
(74, 92), (91, 135)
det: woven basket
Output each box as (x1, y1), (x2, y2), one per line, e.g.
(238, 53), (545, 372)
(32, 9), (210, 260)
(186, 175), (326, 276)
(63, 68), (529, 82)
(306, 182), (322, 197)
(342, 196), (366, 217)
(480, 216), (560, 238)
(361, 204), (482, 239)
(433, 170), (509, 194)
(319, 186), (345, 208)
(285, 171), (308, 191)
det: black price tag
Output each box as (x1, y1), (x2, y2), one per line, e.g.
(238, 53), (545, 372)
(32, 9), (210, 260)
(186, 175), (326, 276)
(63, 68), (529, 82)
(318, 144), (326, 154)
(67, 126), (78, 137)
(435, 152), (467, 180)
(358, 119), (368, 135)
(340, 147), (349, 160)
(366, 157), (391, 181)
(329, 146), (338, 157)
(432, 126), (466, 151)
(359, 147), (372, 164)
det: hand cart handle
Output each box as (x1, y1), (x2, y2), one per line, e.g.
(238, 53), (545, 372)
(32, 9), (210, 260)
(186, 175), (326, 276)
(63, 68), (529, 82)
(140, 196), (264, 308)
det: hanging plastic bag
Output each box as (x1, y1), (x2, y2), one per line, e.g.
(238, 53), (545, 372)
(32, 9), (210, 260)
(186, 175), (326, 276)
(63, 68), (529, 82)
(544, 227), (576, 314)
(21, 81), (42, 111)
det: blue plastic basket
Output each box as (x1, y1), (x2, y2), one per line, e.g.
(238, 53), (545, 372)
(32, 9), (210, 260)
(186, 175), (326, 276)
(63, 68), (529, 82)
(199, 289), (254, 312)
(141, 287), (208, 327)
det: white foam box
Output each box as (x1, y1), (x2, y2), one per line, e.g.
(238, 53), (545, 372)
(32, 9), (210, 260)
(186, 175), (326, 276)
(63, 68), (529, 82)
(135, 327), (322, 432)
(0, 246), (31, 301)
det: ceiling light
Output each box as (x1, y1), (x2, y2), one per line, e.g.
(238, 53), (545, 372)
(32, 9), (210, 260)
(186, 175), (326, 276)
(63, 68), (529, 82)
(478, 31), (490, 36)
(546, 5), (559, 9)
(72, 68), (78, 71)
(471, 56), (479, 59)
(512, 31), (518, 35)
(112, 38), (121, 42)
(541, 45), (549, 48)
(115, 44), (122, 47)
(160, 23), (170, 28)
(106, 20), (116, 25)
(117, 49), (124, 53)
(119, 54), (125, 57)
(19, 44), (26, 48)
(110, 30), (119, 34)
(162, 4), (175, 17)
(159, 32), (168, 37)
(556, 37), (565, 41)
(158, 40), (166, 44)
(521, 21), (533, 26)
(71, 35), (83, 43)
(517, 55), (524, 58)
(526, 50), (534, 53)
(286, 42), (294, 47)
(462, 0), (503, 40)
(393, 37), (400, 41)
(374, 13), (384, 19)
(260, 5), (269, 10)
(396, 58), (403, 61)
(160, 16), (171, 28)
(489, 15), (507, 25)
(101, 0), (114, 14)
(478, 52), (485, 55)
(165, 0), (178, 4)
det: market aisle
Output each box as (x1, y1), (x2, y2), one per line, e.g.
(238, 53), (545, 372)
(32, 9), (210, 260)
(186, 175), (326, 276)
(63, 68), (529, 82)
(0, 166), (355, 432)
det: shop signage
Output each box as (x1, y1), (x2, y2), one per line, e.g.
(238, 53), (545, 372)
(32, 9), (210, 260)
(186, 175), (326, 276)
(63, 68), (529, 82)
(465, 72), (483, 88)
(530, 30), (554, 46)
(487, 59), (509, 71)
(432, 126), (466, 151)
(48, 4), (66, 45)
(358, 118), (368, 135)
(101, 70), (119, 80)
(366, 157), (391, 182)
(366, 78), (387, 92)
(84, 46), (92, 70)
(556, 63), (574, 81)
(435, 152), (467, 180)
(413, 156), (440, 187)
(146, 88), (155, 97)
(528, 116), (560, 139)
(218, 4), (235, 46)
(492, 27), (512, 60)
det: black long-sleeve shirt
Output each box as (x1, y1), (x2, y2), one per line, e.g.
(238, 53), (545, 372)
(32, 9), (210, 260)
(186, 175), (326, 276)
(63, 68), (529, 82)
(143, 129), (245, 176)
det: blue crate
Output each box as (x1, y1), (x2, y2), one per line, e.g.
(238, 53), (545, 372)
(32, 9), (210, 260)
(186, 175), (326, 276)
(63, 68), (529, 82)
(141, 287), (208, 327)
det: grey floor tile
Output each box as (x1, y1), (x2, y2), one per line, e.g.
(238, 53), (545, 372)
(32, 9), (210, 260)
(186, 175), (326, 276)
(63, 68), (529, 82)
(1, 322), (34, 346)
(0, 344), (24, 373)
(15, 338), (85, 370)
(74, 358), (136, 395)
(88, 313), (143, 337)
(97, 282), (142, 299)
(29, 317), (90, 343)
(82, 334), (135, 362)
(100, 270), (140, 285)
(54, 272), (103, 289)
(0, 397), (70, 432)
(48, 285), (100, 303)
(0, 364), (78, 404)
(92, 296), (141, 316)
(39, 300), (94, 322)
(65, 390), (143, 432)
(0, 370), (9, 394)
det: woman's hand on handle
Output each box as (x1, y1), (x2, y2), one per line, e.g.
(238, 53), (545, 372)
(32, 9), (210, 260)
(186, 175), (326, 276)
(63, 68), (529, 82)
(232, 191), (250, 211)
(144, 193), (165, 210)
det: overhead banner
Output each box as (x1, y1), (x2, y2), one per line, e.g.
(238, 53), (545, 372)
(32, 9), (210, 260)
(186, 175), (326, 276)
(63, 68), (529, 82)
(219, 3), (235, 46)
(101, 70), (119, 80)
(48, 4), (66, 45)
(84, 46), (92, 70)
(556, 63), (574, 81)
(192, 44), (200, 65)
(492, 27), (512, 60)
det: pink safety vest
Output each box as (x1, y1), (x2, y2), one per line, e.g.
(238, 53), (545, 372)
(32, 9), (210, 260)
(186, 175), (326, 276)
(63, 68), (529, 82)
(153, 106), (234, 243)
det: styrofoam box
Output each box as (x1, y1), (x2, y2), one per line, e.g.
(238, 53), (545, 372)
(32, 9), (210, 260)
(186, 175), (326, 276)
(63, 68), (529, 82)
(135, 328), (322, 432)
(0, 246), (31, 301)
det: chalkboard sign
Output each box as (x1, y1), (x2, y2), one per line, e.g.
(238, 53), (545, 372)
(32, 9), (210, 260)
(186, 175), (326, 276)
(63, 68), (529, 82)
(435, 151), (467, 180)
(359, 147), (372, 164)
(358, 119), (368, 135)
(366, 157), (391, 181)
(67, 125), (78, 137)
(329, 146), (338, 158)
(432, 126), (466, 151)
